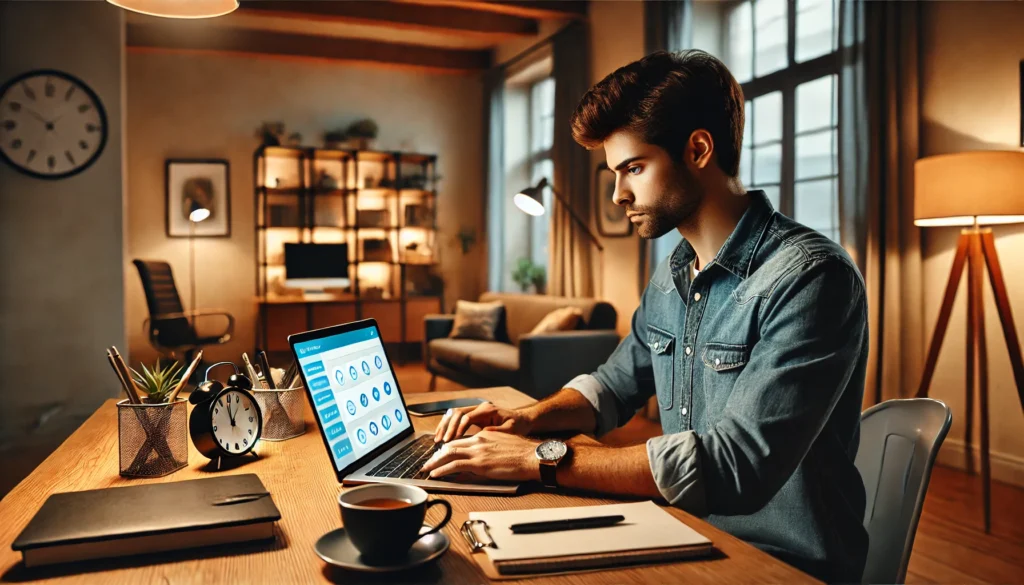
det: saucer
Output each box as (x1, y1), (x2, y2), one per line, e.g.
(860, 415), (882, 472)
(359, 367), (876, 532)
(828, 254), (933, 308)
(314, 524), (450, 573)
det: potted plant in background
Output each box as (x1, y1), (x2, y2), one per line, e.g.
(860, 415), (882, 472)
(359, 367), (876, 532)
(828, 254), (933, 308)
(255, 121), (285, 147)
(345, 118), (378, 150)
(323, 129), (347, 149)
(512, 258), (546, 294)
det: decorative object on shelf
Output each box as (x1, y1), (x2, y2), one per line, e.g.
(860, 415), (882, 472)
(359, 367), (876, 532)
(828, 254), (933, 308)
(166, 159), (230, 237)
(456, 227), (477, 255)
(511, 258), (546, 294)
(256, 121), (285, 147)
(316, 168), (339, 191)
(357, 209), (391, 228)
(363, 286), (385, 300)
(402, 242), (433, 264)
(188, 362), (263, 470)
(594, 162), (631, 237)
(345, 118), (378, 150)
(0, 69), (108, 180)
(324, 129), (347, 149)
(106, 0), (238, 18)
(286, 132), (303, 147)
(404, 204), (434, 228)
(362, 238), (393, 262)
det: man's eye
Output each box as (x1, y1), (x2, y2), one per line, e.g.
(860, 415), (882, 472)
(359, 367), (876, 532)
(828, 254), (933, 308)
(627, 166), (642, 175)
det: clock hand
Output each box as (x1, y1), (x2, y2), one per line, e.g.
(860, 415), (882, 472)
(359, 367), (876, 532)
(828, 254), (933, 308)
(25, 108), (48, 125)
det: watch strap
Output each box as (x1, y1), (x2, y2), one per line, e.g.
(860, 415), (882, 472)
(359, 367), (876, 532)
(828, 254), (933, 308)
(539, 460), (558, 488)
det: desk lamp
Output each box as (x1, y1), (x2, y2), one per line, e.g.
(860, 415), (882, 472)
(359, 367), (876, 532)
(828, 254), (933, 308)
(913, 150), (1024, 533)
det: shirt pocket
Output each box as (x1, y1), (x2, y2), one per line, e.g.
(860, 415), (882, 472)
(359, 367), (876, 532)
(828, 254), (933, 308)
(701, 342), (750, 422)
(647, 325), (676, 411)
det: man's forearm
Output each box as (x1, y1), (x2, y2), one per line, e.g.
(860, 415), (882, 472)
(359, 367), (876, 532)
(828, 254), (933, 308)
(520, 388), (598, 435)
(555, 442), (662, 500)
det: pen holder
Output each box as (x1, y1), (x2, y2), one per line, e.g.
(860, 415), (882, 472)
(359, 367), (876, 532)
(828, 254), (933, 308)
(252, 386), (305, 441)
(117, 398), (188, 478)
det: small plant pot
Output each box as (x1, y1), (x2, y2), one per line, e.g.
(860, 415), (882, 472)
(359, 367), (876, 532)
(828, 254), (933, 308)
(117, 398), (188, 478)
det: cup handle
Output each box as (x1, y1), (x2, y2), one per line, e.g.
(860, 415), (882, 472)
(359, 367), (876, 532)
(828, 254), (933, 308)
(418, 499), (453, 537)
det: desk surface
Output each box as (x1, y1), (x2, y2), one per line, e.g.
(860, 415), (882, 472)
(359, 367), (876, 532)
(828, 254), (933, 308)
(0, 387), (818, 584)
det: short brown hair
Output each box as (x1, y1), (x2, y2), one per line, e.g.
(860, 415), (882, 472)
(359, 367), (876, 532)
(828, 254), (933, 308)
(571, 50), (745, 177)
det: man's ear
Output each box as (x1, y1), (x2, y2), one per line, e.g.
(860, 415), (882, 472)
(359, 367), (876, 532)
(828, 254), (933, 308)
(687, 130), (714, 170)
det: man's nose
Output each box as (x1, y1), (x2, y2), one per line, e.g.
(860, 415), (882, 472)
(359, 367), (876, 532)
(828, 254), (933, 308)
(612, 180), (633, 207)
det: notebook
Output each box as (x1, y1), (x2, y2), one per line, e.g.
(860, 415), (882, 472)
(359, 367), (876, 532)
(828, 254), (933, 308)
(460, 501), (713, 577)
(11, 474), (280, 568)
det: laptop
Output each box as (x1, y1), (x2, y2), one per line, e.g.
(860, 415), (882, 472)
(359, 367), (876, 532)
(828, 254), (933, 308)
(289, 319), (520, 495)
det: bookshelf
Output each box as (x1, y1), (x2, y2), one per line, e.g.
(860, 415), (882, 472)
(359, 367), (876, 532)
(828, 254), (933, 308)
(255, 146), (444, 358)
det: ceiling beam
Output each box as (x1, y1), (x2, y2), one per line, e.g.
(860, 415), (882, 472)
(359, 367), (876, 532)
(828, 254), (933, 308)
(397, 0), (588, 20)
(126, 23), (491, 73)
(238, 1), (539, 39)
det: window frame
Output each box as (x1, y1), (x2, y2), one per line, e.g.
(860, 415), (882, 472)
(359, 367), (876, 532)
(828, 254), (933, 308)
(526, 76), (555, 267)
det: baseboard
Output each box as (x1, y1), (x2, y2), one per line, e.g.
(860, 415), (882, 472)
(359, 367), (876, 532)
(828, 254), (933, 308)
(935, 438), (1024, 487)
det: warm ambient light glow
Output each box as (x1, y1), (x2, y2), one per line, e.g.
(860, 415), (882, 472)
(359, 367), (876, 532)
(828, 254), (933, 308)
(914, 151), (1024, 228)
(514, 193), (545, 216)
(106, 0), (238, 19)
(189, 208), (211, 222)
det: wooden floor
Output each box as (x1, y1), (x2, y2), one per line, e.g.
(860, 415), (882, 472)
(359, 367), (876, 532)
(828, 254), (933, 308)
(395, 364), (1024, 584)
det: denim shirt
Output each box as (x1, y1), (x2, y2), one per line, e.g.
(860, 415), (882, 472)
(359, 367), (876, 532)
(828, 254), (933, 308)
(566, 191), (869, 583)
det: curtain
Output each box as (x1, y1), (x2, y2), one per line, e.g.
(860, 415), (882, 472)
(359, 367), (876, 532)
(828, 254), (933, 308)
(484, 68), (505, 295)
(839, 0), (924, 406)
(549, 22), (594, 297)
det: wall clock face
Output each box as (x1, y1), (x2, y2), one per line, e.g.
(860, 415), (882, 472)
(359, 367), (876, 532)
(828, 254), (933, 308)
(0, 69), (108, 180)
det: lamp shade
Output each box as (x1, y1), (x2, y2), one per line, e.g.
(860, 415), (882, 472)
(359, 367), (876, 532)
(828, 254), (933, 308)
(514, 178), (548, 217)
(106, 0), (238, 19)
(188, 199), (210, 222)
(914, 151), (1024, 227)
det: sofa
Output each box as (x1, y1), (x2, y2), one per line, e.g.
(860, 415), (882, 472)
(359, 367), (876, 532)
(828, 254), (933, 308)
(424, 292), (620, 399)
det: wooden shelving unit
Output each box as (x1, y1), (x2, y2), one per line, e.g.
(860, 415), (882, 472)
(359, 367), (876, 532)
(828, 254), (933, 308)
(255, 146), (444, 359)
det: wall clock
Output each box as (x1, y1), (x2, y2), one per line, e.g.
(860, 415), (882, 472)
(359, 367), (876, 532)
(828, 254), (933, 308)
(0, 69), (108, 180)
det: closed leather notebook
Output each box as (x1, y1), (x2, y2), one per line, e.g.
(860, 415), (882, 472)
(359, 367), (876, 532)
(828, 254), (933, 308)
(12, 474), (280, 568)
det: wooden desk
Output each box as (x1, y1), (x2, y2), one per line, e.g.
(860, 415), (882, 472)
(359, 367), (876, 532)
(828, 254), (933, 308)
(0, 387), (818, 584)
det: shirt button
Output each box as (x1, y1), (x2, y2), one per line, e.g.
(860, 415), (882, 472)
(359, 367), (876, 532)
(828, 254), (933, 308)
(715, 358), (721, 366)
(653, 341), (660, 350)
(685, 346), (692, 356)
(681, 407), (688, 416)
(693, 292), (701, 302)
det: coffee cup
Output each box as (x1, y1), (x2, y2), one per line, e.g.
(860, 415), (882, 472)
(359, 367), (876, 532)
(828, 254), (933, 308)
(338, 483), (452, 560)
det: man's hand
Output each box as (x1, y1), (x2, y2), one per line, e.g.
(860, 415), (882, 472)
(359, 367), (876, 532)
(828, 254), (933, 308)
(420, 430), (541, 482)
(433, 402), (533, 443)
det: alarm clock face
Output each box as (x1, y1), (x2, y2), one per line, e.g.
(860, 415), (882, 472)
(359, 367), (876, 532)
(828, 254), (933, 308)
(211, 390), (261, 455)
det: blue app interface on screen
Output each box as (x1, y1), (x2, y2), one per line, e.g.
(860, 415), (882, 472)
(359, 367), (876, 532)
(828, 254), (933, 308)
(295, 327), (410, 471)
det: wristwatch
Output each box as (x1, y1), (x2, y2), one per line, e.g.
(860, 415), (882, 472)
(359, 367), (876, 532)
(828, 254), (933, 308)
(535, 440), (569, 488)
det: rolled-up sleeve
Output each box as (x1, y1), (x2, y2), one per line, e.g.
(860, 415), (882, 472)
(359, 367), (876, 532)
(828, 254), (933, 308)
(647, 431), (708, 515)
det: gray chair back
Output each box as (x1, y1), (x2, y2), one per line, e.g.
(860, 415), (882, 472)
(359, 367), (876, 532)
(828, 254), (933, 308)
(854, 398), (951, 584)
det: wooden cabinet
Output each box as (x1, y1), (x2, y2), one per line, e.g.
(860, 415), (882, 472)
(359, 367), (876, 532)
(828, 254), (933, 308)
(264, 304), (307, 352)
(311, 302), (358, 330)
(404, 297), (442, 343)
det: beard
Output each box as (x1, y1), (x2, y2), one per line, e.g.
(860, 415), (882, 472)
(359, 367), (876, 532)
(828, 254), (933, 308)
(628, 165), (704, 239)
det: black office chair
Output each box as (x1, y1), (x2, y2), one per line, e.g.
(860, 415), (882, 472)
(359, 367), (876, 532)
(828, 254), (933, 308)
(132, 259), (234, 365)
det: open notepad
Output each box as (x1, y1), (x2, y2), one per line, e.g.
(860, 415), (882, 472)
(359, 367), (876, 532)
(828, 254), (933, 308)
(461, 501), (713, 577)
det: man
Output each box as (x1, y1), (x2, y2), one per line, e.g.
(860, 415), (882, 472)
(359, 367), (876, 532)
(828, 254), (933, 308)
(421, 50), (868, 583)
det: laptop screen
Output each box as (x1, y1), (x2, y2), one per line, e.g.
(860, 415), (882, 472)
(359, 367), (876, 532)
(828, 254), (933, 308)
(293, 324), (412, 473)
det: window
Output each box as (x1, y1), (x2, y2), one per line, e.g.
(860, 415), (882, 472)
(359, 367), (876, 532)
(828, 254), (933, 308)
(528, 77), (555, 271)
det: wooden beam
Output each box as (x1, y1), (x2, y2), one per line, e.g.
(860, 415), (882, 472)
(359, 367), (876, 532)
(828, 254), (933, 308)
(398, 0), (588, 20)
(238, 1), (539, 39)
(126, 23), (491, 73)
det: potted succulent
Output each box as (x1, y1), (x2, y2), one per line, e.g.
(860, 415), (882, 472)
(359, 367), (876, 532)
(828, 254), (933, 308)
(511, 258), (546, 294)
(345, 118), (379, 150)
(324, 129), (347, 149)
(119, 360), (189, 477)
(130, 360), (186, 404)
(256, 121), (285, 147)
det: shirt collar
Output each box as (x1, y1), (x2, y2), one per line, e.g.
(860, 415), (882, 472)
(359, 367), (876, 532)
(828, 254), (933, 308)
(668, 190), (775, 281)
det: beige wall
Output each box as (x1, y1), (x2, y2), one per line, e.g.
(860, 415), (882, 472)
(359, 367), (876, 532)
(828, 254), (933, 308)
(920, 1), (1024, 485)
(126, 51), (485, 365)
(0, 1), (125, 492)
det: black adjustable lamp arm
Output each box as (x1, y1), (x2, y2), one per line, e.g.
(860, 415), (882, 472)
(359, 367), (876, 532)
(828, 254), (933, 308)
(538, 178), (605, 252)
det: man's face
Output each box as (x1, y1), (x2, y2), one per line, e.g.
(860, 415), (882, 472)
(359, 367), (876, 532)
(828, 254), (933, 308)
(603, 129), (704, 239)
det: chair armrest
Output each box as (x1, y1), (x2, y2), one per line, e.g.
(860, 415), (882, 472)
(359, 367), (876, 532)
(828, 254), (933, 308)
(143, 310), (235, 346)
(423, 314), (455, 364)
(518, 330), (621, 400)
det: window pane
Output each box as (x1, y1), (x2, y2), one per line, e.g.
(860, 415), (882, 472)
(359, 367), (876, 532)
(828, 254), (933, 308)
(754, 0), (787, 77)
(726, 1), (753, 83)
(796, 74), (836, 133)
(794, 178), (838, 235)
(753, 92), (781, 144)
(740, 147), (753, 185)
(796, 0), (835, 62)
(795, 129), (836, 179)
(753, 143), (781, 184)
(530, 158), (554, 268)
(760, 185), (781, 210)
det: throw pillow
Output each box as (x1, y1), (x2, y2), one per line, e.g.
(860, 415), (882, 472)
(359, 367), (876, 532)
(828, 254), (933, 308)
(449, 300), (505, 341)
(530, 306), (584, 335)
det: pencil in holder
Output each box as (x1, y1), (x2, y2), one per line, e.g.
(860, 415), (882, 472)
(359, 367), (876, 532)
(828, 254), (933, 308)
(117, 398), (188, 477)
(253, 386), (306, 441)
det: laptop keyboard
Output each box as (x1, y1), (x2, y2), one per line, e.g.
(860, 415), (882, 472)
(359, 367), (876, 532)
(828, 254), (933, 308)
(366, 435), (442, 480)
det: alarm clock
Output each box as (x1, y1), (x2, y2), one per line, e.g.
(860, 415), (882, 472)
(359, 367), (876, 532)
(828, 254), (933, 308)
(189, 362), (263, 465)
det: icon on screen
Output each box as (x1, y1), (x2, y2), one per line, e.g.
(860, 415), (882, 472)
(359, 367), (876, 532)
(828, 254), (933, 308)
(372, 387), (380, 402)
(395, 409), (403, 422)
(361, 361), (371, 376)
(360, 393), (369, 408)
(369, 422), (379, 436)
(357, 429), (367, 444)
(374, 355), (383, 370)
(382, 415), (391, 430)
(383, 381), (392, 396)
(349, 365), (358, 381)
(334, 369), (345, 386)
(346, 400), (356, 415)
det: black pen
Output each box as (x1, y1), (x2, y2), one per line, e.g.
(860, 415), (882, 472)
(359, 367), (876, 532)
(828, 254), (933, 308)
(509, 514), (625, 534)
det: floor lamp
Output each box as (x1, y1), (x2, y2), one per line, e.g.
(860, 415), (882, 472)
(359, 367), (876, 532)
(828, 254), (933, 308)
(913, 151), (1024, 533)
(515, 177), (604, 296)
(187, 199), (211, 330)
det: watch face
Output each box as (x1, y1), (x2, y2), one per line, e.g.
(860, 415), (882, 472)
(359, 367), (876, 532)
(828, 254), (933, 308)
(537, 440), (567, 462)
(0, 69), (107, 179)
(211, 390), (260, 455)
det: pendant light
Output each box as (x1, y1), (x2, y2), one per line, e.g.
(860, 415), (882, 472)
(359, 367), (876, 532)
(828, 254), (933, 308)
(107, 0), (238, 19)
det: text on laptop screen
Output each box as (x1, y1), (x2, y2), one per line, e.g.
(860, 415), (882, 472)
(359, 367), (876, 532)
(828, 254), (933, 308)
(294, 327), (411, 472)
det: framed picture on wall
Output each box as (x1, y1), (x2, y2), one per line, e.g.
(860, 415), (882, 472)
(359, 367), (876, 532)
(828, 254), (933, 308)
(594, 162), (631, 237)
(166, 159), (231, 237)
